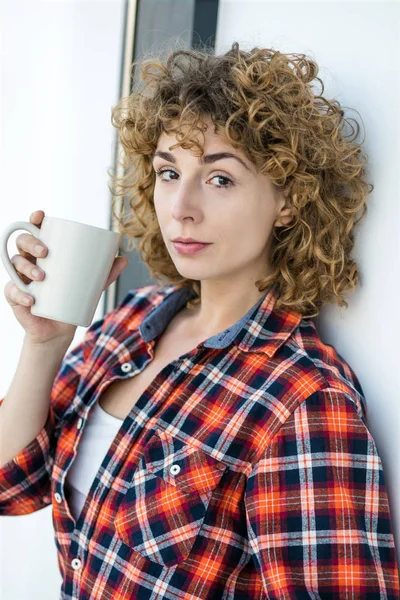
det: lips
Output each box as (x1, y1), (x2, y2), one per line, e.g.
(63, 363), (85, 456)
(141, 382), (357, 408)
(174, 241), (209, 245)
(172, 241), (212, 255)
(172, 239), (210, 244)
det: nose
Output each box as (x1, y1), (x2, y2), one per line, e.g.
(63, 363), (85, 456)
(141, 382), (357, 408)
(170, 179), (202, 221)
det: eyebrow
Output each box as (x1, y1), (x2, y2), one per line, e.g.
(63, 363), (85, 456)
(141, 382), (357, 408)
(151, 150), (251, 172)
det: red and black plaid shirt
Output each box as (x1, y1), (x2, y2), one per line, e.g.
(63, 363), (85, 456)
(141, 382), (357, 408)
(1, 283), (399, 599)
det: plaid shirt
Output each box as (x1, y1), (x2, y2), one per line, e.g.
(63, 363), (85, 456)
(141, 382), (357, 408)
(1, 283), (399, 599)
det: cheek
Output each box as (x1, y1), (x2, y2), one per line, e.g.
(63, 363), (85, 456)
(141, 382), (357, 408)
(223, 207), (274, 248)
(153, 195), (166, 221)
(220, 206), (259, 235)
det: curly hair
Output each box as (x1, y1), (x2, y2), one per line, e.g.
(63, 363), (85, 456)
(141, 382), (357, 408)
(108, 41), (372, 319)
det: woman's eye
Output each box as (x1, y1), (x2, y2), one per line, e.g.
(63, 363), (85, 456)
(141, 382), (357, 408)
(210, 175), (233, 188)
(155, 168), (178, 182)
(154, 168), (233, 189)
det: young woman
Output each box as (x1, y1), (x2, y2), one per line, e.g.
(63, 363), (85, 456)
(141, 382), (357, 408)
(1, 42), (399, 599)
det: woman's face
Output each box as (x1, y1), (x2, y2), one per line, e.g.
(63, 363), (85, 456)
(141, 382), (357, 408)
(152, 116), (290, 286)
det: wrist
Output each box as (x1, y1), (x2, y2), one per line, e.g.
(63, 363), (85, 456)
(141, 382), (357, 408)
(23, 334), (74, 352)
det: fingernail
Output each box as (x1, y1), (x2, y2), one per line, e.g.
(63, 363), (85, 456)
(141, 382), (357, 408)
(34, 244), (45, 254)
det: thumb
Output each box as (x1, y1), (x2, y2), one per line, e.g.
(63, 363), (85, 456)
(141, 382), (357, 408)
(104, 256), (129, 289)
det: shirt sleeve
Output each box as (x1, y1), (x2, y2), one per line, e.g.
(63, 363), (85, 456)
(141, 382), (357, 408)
(244, 387), (400, 599)
(0, 314), (106, 516)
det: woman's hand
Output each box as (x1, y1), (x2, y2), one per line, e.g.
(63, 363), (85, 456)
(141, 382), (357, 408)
(4, 209), (129, 346)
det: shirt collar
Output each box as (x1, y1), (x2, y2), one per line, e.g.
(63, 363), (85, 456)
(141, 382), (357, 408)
(128, 283), (303, 358)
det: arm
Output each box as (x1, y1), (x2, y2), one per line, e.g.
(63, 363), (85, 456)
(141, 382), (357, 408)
(244, 388), (400, 599)
(0, 314), (105, 515)
(0, 336), (73, 468)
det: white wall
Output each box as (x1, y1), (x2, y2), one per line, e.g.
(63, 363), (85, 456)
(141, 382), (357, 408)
(0, 1), (125, 598)
(215, 0), (400, 568)
(1, 1), (399, 597)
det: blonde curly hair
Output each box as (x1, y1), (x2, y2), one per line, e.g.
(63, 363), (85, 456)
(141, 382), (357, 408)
(108, 41), (372, 318)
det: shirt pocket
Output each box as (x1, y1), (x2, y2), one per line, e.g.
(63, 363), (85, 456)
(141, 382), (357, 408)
(114, 427), (228, 567)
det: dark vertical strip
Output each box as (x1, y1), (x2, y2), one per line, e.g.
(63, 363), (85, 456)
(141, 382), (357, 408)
(113, 0), (220, 306)
(191, 0), (220, 51)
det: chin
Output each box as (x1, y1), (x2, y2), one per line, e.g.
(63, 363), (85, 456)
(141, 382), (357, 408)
(173, 264), (211, 278)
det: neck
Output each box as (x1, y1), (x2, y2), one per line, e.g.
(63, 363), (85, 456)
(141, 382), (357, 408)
(183, 280), (271, 335)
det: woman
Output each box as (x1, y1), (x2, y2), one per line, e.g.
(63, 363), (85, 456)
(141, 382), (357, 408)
(1, 42), (399, 599)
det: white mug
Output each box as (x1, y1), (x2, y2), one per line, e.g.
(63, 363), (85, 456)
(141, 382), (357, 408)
(0, 216), (121, 327)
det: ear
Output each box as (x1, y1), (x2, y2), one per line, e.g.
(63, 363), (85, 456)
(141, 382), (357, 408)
(274, 192), (293, 228)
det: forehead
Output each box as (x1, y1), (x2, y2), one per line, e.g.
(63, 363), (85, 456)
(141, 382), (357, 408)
(154, 116), (258, 174)
(157, 114), (241, 148)
(157, 127), (231, 151)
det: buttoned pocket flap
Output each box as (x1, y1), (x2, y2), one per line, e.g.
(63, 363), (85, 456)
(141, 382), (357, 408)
(143, 428), (227, 495)
(114, 428), (227, 566)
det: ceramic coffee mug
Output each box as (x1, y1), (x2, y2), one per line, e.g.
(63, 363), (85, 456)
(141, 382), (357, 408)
(0, 216), (121, 327)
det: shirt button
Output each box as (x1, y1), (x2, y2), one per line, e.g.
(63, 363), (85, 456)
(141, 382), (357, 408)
(170, 464), (181, 476)
(54, 492), (62, 503)
(43, 495), (51, 503)
(121, 363), (132, 373)
(71, 558), (81, 570)
(77, 417), (83, 429)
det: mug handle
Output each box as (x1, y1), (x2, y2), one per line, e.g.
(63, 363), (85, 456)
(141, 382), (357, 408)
(0, 221), (42, 294)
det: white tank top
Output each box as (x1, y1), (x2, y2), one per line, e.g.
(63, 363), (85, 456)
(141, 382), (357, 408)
(64, 400), (123, 521)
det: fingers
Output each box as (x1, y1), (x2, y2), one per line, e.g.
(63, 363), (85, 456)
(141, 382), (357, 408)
(11, 210), (47, 283)
(15, 233), (48, 261)
(15, 232), (48, 258)
(10, 254), (45, 283)
(4, 281), (34, 307)
(29, 210), (45, 226)
(14, 209), (46, 260)
(5, 212), (46, 309)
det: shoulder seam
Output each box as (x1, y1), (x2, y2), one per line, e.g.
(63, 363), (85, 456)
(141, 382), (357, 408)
(288, 334), (366, 415)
